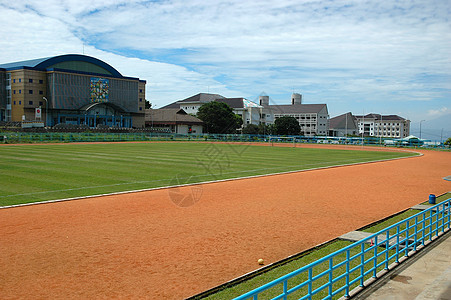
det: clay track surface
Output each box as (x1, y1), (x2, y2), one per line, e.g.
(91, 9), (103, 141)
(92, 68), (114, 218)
(0, 144), (450, 299)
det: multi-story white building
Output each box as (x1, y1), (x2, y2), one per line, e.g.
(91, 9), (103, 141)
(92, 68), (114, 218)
(162, 92), (329, 136)
(354, 113), (410, 138)
(260, 93), (329, 136)
(162, 93), (267, 126)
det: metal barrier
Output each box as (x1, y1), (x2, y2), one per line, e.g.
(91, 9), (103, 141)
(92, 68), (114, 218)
(234, 198), (450, 300)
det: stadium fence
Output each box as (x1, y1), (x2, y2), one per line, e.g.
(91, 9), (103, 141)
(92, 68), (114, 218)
(0, 132), (448, 149)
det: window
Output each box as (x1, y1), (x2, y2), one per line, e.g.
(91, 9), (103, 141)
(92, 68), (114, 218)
(39, 91), (43, 95)
(13, 79), (16, 83)
(19, 101), (21, 105)
(39, 101), (43, 106)
(19, 90), (21, 94)
(139, 89), (143, 93)
(29, 101), (33, 105)
(13, 90), (16, 94)
(29, 90), (33, 94)
(19, 79), (21, 83)
(39, 80), (43, 84)
(139, 98), (142, 102)
(14, 101), (16, 105)
(29, 79), (33, 83)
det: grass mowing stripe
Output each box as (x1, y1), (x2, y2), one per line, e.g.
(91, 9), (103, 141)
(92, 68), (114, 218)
(0, 143), (416, 206)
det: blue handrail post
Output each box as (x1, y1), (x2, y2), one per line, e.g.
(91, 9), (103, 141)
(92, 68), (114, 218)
(414, 216), (418, 252)
(434, 208), (439, 237)
(421, 214), (425, 246)
(395, 225), (400, 263)
(429, 209), (433, 241)
(308, 268), (313, 298)
(373, 235), (378, 278)
(345, 250), (350, 297)
(385, 231), (389, 270)
(329, 257), (333, 297)
(446, 202), (451, 228)
(283, 281), (288, 300)
(360, 243), (365, 287)
(405, 220), (410, 257)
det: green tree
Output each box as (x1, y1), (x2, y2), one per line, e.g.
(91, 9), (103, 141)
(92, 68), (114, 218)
(274, 116), (301, 135)
(242, 124), (259, 134)
(234, 113), (243, 129)
(197, 101), (242, 133)
(264, 123), (276, 135)
(444, 137), (451, 146)
(145, 100), (152, 109)
(258, 123), (276, 135)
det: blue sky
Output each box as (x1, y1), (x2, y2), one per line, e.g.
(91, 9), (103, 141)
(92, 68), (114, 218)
(1, 0), (450, 137)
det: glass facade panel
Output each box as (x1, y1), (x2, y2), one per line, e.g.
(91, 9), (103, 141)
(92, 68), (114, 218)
(48, 72), (139, 112)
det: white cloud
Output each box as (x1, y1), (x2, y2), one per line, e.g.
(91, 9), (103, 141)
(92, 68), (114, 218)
(0, 3), (239, 107)
(1, 0), (450, 112)
(427, 107), (450, 117)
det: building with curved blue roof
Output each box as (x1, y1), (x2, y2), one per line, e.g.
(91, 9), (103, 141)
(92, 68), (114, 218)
(0, 54), (146, 128)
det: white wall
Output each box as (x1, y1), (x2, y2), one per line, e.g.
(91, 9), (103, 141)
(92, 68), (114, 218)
(179, 103), (203, 115)
(176, 124), (203, 134)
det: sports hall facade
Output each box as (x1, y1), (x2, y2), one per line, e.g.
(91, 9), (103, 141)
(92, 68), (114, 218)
(0, 54), (146, 128)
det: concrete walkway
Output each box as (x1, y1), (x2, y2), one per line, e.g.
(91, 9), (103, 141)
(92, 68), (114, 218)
(354, 230), (451, 300)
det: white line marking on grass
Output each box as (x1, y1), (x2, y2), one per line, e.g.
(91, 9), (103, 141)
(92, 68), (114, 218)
(0, 150), (422, 210)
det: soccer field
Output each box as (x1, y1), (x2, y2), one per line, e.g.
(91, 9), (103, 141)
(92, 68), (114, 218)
(0, 142), (415, 206)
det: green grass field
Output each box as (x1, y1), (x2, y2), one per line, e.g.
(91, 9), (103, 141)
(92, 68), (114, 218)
(0, 142), (416, 206)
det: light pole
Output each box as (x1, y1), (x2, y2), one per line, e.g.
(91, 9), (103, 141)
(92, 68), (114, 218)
(420, 119), (425, 139)
(345, 113), (348, 139)
(379, 114), (382, 146)
(42, 97), (48, 127)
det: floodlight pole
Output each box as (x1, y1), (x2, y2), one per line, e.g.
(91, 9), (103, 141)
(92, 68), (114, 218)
(345, 113), (347, 139)
(42, 97), (48, 127)
(379, 115), (382, 146)
(420, 119), (425, 139)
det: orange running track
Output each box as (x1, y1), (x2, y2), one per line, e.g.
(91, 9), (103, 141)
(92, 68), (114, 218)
(0, 145), (450, 299)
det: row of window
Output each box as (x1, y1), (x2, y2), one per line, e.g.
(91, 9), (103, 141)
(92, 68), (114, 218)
(11, 78), (44, 84)
(12, 90), (44, 95)
(13, 100), (44, 106)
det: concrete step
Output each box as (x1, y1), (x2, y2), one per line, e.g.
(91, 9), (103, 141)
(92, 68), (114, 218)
(339, 231), (420, 250)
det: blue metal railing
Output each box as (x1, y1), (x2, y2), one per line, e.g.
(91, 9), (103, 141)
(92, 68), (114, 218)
(234, 198), (450, 300)
(1, 131), (448, 148)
